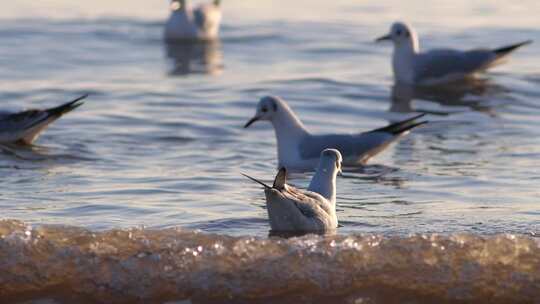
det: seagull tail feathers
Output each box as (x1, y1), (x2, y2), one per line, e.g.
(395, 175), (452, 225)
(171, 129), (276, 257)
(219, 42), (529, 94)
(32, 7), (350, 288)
(241, 173), (272, 189)
(493, 40), (532, 57)
(46, 94), (88, 117)
(393, 120), (428, 135)
(369, 113), (427, 136)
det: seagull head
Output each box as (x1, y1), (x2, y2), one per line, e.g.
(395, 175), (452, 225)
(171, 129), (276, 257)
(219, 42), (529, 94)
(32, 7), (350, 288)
(244, 96), (282, 128)
(170, 0), (185, 11)
(376, 22), (418, 51)
(321, 149), (343, 175)
(309, 149), (343, 202)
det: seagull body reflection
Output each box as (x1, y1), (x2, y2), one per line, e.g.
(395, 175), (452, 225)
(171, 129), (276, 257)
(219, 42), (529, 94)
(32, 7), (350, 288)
(165, 41), (223, 76)
(390, 80), (508, 117)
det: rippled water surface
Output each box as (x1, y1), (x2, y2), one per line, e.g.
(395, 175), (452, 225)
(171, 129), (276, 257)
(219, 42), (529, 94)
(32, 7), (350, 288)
(1, 0), (540, 302)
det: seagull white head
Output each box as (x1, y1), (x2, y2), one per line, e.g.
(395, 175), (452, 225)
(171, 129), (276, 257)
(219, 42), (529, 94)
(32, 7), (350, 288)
(170, 0), (186, 11)
(244, 96), (280, 127)
(243, 96), (306, 131)
(244, 96), (312, 169)
(320, 148), (342, 175)
(307, 148), (342, 203)
(376, 22), (419, 53)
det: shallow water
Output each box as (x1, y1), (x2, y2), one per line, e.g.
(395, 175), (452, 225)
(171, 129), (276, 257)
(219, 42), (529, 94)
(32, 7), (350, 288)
(1, 220), (539, 303)
(1, 0), (540, 302)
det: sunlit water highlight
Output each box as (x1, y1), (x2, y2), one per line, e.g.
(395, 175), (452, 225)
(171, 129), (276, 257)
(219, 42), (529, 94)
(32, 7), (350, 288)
(1, 220), (539, 303)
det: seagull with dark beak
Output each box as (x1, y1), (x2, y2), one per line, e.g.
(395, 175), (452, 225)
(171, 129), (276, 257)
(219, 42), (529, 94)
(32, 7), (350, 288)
(375, 21), (532, 85)
(244, 96), (427, 171)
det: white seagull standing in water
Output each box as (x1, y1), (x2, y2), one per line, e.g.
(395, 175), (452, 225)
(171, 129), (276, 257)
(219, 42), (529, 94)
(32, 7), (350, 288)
(243, 149), (342, 232)
(244, 96), (427, 171)
(164, 0), (222, 41)
(376, 21), (532, 86)
(0, 94), (87, 145)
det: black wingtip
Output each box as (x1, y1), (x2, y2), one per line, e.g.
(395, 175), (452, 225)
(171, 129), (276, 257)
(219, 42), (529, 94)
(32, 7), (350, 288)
(395, 120), (428, 135)
(405, 112), (427, 121)
(493, 40), (533, 56)
(46, 94), (88, 116)
(241, 173), (272, 189)
(369, 113), (427, 135)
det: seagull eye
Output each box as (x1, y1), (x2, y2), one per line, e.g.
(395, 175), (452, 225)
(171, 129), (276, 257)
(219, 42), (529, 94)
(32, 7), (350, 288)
(395, 29), (402, 36)
(261, 107), (268, 113)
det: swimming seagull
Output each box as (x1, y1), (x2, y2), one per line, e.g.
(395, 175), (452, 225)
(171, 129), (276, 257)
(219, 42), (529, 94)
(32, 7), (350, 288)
(243, 149), (342, 232)
(376, 21), (532, 85)
(244, 96), (427, 171)
(0, 94), (87, 145)
(164, 0), (222, 41)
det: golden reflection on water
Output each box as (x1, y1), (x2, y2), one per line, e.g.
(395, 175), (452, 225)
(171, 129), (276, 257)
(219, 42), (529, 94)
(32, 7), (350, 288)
(0, 219), (538, 303)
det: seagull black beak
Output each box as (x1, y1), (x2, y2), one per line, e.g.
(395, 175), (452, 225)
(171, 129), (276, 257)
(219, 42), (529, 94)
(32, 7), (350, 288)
(244, 116), (261, 128)
(375, 34), (391, 42)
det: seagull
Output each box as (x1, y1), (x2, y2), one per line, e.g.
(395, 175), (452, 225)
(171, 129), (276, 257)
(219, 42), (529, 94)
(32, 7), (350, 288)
(376, 21), (532, 85)
(243, 149), (342, 232)
(244, 96), (427, 171)
(164, 0), (222, 41)
(0, 94), (87, 145)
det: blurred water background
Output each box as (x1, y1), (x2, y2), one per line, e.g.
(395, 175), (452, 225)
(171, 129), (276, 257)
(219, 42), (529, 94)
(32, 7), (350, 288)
(1, 1), (539, 302)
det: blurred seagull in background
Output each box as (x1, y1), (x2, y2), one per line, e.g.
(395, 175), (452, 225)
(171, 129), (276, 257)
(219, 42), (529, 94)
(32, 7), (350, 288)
(165, 0), (222, 41)
(243, 149), (342, 232)
(0, 95), (87, 145)
(376, 21), (532, 85)
(244, 96), (427, 171)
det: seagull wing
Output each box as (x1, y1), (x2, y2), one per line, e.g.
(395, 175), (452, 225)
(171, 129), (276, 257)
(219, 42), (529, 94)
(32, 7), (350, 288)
(299, 115), (426, 164)
(414, 49), (495, 83)
(282, 186), (332, 218)
(0, 109), (49, 139)
(299, 133), (397, 163)
(492, 40), (532, 59)
(365, 113), (427, 135)
(0, 95), (86, 144)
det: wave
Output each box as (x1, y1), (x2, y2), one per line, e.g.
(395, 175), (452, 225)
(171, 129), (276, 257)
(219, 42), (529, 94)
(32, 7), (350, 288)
(0, 220), (538, 303)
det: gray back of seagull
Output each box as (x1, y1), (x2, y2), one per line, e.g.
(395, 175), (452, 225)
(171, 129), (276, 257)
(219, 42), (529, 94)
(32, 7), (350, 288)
(414, 49), (495, 83)
(0, 110), (46, 133)
(0, 110), (48, 142)
(266, 186), (336, 231)
(299, 132), (394, 163)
